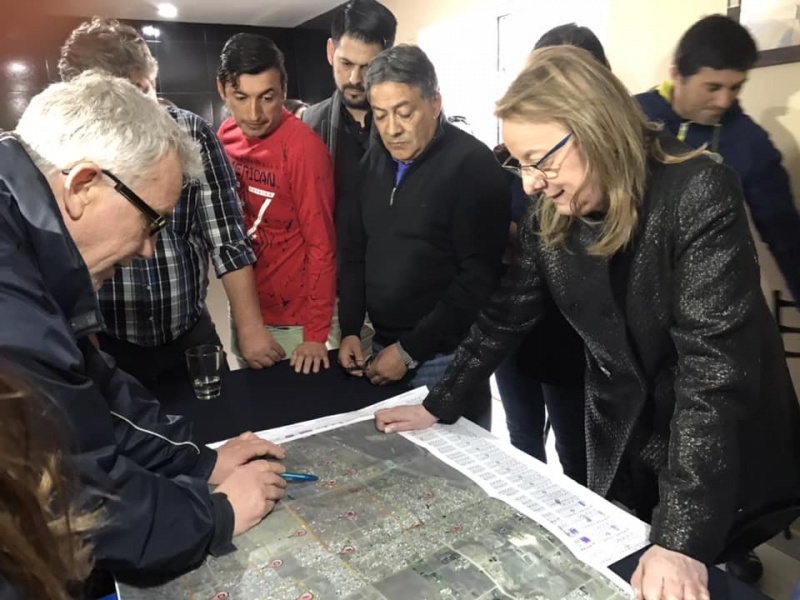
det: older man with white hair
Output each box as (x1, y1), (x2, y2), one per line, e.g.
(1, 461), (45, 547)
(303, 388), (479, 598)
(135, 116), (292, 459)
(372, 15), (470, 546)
(0, 72), (288, 577)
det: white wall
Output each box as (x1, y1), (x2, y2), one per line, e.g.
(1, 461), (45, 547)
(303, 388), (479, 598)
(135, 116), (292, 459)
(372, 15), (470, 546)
(389, 0), (608, 148)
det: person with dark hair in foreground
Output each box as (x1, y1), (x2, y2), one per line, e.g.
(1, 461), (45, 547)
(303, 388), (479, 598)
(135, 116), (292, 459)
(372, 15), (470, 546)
(217, 34), (336, 374)
(0, 371), (96, 600)
(338, 45), (510, 428)
(376, 46), (800, 600)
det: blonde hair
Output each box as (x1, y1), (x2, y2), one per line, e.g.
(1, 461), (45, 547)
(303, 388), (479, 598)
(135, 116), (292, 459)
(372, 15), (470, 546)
(497, 46), (698, 256)
(0, 371), (99, 599)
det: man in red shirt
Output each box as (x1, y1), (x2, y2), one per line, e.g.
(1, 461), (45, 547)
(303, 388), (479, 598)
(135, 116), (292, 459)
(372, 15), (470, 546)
(217, 34), (336, 374)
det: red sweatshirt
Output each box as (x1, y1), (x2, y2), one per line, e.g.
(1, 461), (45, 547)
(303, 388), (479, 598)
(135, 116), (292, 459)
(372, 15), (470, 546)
(218, 111), (336, 343)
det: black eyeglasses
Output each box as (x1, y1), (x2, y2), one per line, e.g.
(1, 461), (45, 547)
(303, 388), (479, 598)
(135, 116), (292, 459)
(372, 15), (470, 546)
(61, 168), (168, 236)
(504, 133), (573, 181)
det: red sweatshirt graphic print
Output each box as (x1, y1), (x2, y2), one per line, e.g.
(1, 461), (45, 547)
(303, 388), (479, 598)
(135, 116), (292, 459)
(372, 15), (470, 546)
(218, 111), (336, 343)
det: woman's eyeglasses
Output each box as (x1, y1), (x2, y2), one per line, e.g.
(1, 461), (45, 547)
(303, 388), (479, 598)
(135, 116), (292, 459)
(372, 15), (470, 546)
(504, 133), (573, 181)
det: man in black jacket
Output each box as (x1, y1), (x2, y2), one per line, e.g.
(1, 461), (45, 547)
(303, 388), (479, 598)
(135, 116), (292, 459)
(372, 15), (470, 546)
(1, 72), (286, 577)
(302, 0), (396, 202)
(303, 0), (397, 351)
(337, 45), (510, 427)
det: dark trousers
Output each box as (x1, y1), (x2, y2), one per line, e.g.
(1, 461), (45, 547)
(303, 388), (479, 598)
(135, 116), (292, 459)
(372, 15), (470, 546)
(97, 307), (226, 394)
(494, 351), (587, 485)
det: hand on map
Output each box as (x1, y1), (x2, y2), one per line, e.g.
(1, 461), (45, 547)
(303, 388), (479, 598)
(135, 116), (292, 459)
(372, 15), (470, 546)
(631, 545), (709, 600)
(238, 326), (286, 368)
(215, 459), (287, 536)
(208, 431), (287, 485)
(375, 404), (438, 433)
(338, 335), (367, 377)
(365, 343), (407, 385)
(291, 341), (330, 374)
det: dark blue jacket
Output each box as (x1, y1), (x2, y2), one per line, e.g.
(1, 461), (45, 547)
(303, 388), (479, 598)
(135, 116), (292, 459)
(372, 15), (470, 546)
(636, 87), (800, 304)
(0, 134), (234, 576)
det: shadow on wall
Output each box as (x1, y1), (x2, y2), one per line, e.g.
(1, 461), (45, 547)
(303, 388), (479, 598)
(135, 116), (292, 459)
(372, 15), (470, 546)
(741, 63), (800, 391)
(759, 107), (800, 201)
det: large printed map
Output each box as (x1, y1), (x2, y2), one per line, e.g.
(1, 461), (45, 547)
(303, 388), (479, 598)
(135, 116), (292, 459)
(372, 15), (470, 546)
(118, 418), (631, 600)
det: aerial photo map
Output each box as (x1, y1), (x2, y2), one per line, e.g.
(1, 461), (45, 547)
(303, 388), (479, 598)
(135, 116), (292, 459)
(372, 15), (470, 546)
(118, 420), (629, 600)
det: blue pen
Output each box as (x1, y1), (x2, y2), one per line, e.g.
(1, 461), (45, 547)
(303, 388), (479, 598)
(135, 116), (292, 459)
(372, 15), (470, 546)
(281, 472), (319, 482)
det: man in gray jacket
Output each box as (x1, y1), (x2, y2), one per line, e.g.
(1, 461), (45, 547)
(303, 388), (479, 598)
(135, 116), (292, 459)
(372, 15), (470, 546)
(304, 0), (396, 190)
(303, 0), (397, 349)
(0, 72), (286, 577)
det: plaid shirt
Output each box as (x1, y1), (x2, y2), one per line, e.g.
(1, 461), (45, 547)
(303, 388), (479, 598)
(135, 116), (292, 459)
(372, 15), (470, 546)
(97, 106), (255, 346)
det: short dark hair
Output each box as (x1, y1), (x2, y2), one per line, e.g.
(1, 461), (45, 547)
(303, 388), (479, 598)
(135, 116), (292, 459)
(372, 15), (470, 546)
(217, 33), (287, 88)
(534, 23), (610, 69)
(674, 14), (758, 77)
(365, 44), (438, 101)
(331, 0), (397, 49)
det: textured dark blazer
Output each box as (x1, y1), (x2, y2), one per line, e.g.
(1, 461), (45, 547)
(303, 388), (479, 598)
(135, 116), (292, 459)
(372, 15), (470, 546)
(424, 138), (800, 563)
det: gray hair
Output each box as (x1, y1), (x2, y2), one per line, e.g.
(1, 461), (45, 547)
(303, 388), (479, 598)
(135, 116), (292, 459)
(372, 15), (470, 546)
(58, 17), (158, 82)
(365, 44), (439, 101)
(15, 71), (202, 185)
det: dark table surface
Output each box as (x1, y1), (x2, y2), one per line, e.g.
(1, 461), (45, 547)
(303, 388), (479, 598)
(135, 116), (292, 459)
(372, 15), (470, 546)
(156, 352), (768, 600)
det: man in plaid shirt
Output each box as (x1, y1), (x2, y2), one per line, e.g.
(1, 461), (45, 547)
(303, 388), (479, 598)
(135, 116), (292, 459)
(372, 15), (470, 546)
(58, 18), (284, 390)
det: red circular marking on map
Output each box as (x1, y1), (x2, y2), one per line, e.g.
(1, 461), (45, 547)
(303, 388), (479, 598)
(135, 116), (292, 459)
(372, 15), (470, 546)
(295, 529), (307, 537)
(341, 546), (356, 555)
(270, 559), (283, 569)
(344, 510), (357, 520)
(450, 525), (463, 533)
(323, 480), (337, 489)
(211, 593), (229, 600)
(422, 492), (434, 499)
(321, 460), (333, 467)
(298, 594), (314, 600)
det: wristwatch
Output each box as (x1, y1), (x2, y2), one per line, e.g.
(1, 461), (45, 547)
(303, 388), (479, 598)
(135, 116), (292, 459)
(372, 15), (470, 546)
(396, 342), (418, 370)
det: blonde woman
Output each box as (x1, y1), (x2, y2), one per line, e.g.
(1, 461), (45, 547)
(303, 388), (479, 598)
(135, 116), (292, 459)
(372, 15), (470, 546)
(375, 46), (800, 599)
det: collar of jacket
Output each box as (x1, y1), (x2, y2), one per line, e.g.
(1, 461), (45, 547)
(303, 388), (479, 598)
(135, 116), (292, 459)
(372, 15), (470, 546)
(329, 89), (381, 160)
(653, 80), (744, 127)
(0, 133), (103, 336)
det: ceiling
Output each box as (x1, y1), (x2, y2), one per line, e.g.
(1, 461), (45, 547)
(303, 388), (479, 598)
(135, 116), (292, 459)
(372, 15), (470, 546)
(52, 0), (344, 27)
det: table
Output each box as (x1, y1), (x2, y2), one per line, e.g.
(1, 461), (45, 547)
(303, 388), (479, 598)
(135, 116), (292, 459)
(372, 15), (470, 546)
(156, 351), (393, 445)
(155, 352), (769, 600)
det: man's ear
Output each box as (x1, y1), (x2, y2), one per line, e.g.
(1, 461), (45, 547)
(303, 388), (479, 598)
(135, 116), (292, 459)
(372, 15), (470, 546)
(326, 38), (335, 66)
(61, 163), (102, 221)
(669, 65), (681, 85)
(432, 92), (443, 119)
(216, 79), (228, 102)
